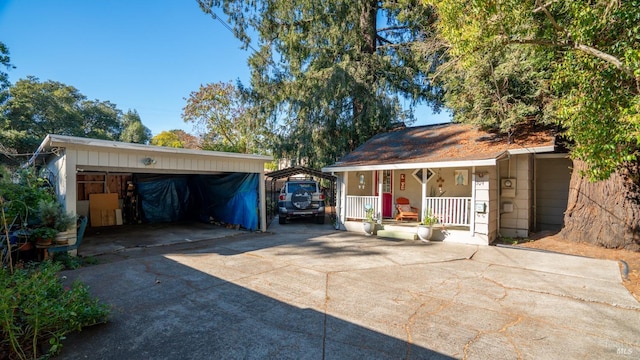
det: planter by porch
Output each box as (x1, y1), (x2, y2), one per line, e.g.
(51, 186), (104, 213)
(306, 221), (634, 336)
(363, 221), (376, 235)
(417, 225), (433, 242)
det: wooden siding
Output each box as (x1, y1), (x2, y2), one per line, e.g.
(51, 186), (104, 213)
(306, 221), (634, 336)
(71, 148), (265, 174)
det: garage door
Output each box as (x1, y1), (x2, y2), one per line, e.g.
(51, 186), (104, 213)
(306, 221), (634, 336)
(535, 157), (572, 231)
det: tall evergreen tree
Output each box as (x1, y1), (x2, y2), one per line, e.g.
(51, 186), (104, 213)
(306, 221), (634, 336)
(198, 0), (444, 167)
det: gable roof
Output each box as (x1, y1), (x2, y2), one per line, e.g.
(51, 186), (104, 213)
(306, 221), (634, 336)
(322, 122), (557, 172)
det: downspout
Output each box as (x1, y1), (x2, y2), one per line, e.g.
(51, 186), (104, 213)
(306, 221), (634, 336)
(532, 155), (537, 232)
(496, 159), (502, 238)
(377, 171), (383, 222)
(470, 166), (476, 236)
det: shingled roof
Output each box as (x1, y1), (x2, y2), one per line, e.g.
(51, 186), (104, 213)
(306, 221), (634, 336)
(323, 122), (557, 171)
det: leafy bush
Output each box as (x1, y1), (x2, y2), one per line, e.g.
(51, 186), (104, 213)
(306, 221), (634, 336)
(0, 261), (110, 359)
(0, 168), (55, 224)
(51, 253), (99, 270)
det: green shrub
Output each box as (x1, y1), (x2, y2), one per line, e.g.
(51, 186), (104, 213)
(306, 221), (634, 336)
(51, 253), (99, 270)
(0, 261), (110, 359)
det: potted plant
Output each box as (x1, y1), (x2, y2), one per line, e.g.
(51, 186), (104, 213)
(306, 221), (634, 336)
(32, 227), (58, 246)
(54, 210), (77, 245)
(362, 204), (376, 235)
(417, 209), (438, 242)
(37, 199), (60, 227)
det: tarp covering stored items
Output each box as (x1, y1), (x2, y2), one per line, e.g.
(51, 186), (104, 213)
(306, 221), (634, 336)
(190, 173), (259, 231)
(134, 173), (259, 230)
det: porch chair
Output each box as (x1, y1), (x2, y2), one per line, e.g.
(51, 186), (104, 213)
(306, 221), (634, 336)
(395, 197), (419, 222)
(47, 215), (88, 257)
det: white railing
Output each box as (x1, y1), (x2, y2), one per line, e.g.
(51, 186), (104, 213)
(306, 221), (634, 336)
(345, 196), (379, 220)
(424, 197), (472, 226)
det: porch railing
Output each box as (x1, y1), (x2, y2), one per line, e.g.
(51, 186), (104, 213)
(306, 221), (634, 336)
(424, 197), (472, 226)
(344, 195), (471, 225)
(345, 196), (379, 220)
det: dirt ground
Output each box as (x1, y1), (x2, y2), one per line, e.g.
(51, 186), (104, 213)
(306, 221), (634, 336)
(508, 232), (640, 302)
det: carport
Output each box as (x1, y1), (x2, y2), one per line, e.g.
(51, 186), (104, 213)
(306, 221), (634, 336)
(265, 166), (336, 224)
(28, 135), (273, 241)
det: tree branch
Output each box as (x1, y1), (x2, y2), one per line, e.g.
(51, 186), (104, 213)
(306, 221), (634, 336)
(533, 0), (566, 34)
(574, 43), (636, 80)
(377, 25), (410, 33)
(377, 34), (393, 45)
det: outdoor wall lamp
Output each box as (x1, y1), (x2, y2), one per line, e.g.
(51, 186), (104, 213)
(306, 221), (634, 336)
(142, 157), (156, 166)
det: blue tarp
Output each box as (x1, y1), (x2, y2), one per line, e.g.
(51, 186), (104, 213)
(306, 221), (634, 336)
(136, 176), (191, 223)
(134, 173), (259, 230)
(190, 173), (259, 230)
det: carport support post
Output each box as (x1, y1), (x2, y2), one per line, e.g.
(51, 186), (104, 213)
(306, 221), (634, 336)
(260, 172), (267, 232)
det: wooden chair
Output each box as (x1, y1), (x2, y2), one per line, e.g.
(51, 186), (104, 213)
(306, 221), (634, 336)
(395, 197), (419, 222)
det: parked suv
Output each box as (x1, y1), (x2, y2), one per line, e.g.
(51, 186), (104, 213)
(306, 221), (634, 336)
(278, 179), (325, 224)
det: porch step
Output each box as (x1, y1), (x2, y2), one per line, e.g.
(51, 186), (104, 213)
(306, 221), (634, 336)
(376, 229), (418, 241)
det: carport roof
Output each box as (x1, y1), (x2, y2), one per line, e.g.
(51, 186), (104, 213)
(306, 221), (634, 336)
(266, 166), (336, 181)
(322, 122), (558, 172)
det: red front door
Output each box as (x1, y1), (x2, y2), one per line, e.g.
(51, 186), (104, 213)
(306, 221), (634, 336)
(376, 170), (393, 218)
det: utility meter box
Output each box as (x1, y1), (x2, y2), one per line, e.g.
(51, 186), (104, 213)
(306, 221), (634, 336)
(501, 178), (516, 198)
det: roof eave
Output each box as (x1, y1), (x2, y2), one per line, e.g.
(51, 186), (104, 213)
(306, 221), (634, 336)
(507, 145), (556, 155)
(322, 158), (497, 173)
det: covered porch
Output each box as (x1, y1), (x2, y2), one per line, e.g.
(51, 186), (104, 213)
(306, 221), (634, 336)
(325, 161), (495, 245)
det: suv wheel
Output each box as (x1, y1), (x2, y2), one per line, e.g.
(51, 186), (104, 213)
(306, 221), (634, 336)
(279, 215), (286, 224)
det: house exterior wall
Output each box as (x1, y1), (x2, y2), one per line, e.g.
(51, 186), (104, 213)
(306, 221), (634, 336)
(45, 150), (80, 249)
(346, 171), (373, 196)
(471, 166), (495, 245)
(498, 154), (532, 238)
(392, 170), (422, 210)
(71, 147), (266, 174)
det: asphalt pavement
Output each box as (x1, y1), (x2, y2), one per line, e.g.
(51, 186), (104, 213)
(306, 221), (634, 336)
(59, 218), (640, 359)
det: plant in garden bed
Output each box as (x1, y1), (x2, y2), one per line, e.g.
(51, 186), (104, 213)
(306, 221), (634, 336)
(0, 261), (110, 359)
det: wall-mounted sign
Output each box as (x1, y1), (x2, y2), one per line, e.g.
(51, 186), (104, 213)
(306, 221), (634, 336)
(400, 173), (406, 190)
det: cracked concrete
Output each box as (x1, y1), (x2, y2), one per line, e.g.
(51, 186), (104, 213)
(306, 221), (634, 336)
(60, 219), (640, 359)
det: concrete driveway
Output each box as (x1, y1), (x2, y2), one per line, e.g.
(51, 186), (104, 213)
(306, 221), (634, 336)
(61, 219), (640, 359)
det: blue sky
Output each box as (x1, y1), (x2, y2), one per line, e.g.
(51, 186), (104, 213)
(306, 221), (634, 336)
(0, 0), (450, 136)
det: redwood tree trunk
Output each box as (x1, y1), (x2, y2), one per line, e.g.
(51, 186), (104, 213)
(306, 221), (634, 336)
(560, 160), (640, 251)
